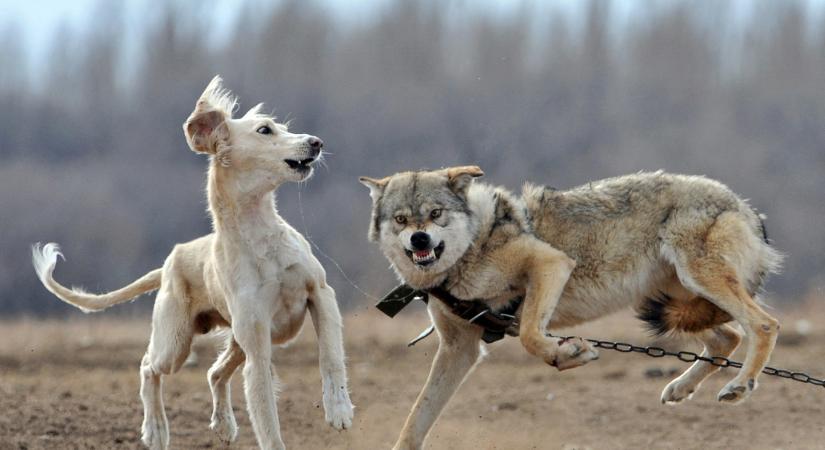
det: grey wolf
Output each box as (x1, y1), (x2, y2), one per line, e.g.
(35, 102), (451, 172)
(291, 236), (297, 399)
(359, 166), (782, 449)
(32, 76), (354, 450)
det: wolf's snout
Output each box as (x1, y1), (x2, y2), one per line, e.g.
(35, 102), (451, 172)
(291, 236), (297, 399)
(410, 232), (431, 250)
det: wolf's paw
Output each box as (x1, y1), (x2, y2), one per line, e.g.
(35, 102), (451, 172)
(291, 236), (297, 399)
(323, 387), (354, 430)
(661, 378), (697, 404)
(209, 410), (238, 444)
(549, 337), (599, 371)
(717, 377), (756, 404)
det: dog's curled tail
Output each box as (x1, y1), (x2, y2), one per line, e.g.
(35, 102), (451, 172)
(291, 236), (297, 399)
(32, 242), (162, 313)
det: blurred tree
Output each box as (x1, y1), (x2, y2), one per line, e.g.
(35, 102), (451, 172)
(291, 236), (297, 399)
(1, 0), (824, 316)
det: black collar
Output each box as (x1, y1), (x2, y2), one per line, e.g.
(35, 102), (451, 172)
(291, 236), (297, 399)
(375, 281), (523, 344)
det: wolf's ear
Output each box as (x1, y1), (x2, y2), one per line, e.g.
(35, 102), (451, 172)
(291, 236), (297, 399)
(359, 176), (390, 201)
(183, 76), (233, 154)
(445, 165), (484, 196)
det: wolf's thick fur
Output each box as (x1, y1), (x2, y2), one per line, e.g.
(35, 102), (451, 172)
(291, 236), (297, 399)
(360, 167), (782, 450)
(33, 77), (353, 450)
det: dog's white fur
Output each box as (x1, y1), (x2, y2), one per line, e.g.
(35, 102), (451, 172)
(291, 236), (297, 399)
(32, 76), (353, 450)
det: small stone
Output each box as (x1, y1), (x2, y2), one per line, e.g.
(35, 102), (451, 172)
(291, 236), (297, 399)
(795, 319), (812, 335)
(644, 368), (664, 378)
(603, 370), (626, 380)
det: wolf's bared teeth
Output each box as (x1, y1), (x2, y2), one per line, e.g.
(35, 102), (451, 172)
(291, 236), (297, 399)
(413, 249), (436, 264)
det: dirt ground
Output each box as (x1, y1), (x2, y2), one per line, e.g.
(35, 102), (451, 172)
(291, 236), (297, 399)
(2, 303), (824, 450)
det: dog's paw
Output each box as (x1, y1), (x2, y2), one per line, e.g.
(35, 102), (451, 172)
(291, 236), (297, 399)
(717, 377), (756, 404)
(209, 410), (238, 444)
(550, 337), (599, 371)
(660, 378), (697, 404)
(323, 387), (354, 430)
(141, 415), (169, 450)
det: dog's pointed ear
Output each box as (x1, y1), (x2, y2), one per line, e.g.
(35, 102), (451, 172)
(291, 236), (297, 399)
(243, 103), (265, 118)
(445, 165), (484, 196)
(359, 176), (390, 201)
(183, 76), (233, 154)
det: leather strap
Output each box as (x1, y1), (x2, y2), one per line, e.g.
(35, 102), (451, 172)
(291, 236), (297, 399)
(374, 282), (523, 344)
(427, 282), (522, 343)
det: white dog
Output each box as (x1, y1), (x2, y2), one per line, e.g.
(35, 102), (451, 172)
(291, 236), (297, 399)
(32, 76), (353, 450)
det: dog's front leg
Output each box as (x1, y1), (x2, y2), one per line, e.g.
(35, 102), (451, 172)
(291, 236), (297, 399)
(518, 241), (598, 370)
(232, 305), (285, 450)
(394, 304), (483, 450)
(308, 283), (354, 430)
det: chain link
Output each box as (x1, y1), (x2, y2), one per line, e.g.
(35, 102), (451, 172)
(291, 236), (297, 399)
(548, 333), (825, 389)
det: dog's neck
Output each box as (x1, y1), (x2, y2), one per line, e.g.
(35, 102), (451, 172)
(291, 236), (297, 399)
(206, 163), (285, 240)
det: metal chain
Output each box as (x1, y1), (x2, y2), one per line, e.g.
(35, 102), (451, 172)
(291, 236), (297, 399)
(547, 333), (825, 389)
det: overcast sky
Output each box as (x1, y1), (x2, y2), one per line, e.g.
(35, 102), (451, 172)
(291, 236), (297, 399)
(4, 0), (823, 77)
(3, 0), (581, 64)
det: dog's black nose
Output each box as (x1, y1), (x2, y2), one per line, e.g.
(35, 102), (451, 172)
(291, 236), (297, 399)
(410, 232), (431, 250)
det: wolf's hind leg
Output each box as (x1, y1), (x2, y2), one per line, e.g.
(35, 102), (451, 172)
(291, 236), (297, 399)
(661, 323), (741, 404)
(667, 213), (780, 404)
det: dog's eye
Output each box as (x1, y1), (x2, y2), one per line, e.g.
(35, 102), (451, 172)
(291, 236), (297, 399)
(394, 215), (407, 225)
(256, 126), (273, 135)
(430, 209), (442, 220)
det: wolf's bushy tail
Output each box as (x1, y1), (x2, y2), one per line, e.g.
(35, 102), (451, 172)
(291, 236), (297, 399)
(32, 242), (161, 313)
(637, 293), (734, 336)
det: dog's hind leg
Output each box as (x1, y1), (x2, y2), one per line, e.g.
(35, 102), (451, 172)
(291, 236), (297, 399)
(308, 284), (353, 430)
(208, 337), (245, 444)
(665, 212), (780, 404)
(394, 303), (483, 450)
(140, 354), (168, 450)
(140, 290), (194, 450)
(661, 323), (741, 404)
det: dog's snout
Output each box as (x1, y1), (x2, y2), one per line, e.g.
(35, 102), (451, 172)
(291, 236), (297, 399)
(410, 232), (431, 251)
(308, 137), (324, 152)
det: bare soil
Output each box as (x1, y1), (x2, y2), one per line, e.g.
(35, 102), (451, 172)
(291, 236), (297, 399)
(1, 304), (824, 450)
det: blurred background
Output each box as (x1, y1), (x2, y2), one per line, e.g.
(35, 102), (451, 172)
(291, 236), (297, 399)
(2, 0), (824, 316)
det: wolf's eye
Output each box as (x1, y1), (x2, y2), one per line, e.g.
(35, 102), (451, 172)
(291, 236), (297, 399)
(256, 126), (272, 135)
(394, 215), (407, 225)
(430, 209), (442, 219)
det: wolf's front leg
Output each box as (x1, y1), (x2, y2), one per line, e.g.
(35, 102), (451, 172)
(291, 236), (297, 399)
(518, 241), (598, 370)
(308, 283), (354, 429)
(394, 304), (483, 450)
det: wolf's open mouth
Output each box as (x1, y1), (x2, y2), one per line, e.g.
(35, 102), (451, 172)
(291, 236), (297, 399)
(284, 158), (316, 171)
(405, 242), (445, 267)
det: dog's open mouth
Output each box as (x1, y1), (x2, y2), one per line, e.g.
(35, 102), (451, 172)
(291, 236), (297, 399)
(284, 158), (316, 171)
(405, 242), (445, 267)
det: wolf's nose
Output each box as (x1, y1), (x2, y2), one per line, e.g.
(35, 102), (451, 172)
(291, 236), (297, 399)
(410, 232), (431, 250)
